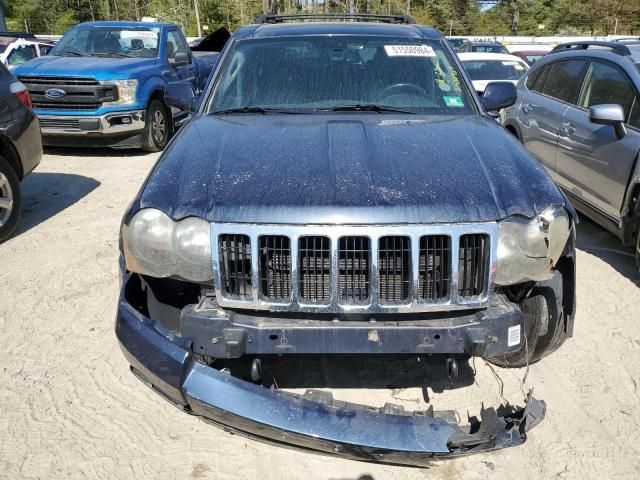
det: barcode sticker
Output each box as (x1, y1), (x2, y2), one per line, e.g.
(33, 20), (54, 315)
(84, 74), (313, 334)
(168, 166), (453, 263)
(508, 325), (521, 347)
(384, 45), (436, 57)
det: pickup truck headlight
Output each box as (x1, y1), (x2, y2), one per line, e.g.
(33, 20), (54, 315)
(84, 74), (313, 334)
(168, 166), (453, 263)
(100, 79), (138, 106)
(496, 206), (571, 286)
(122, 208), (213, 283)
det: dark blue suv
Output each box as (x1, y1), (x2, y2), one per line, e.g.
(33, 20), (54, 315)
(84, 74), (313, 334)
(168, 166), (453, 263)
(115, 14), (576, 463)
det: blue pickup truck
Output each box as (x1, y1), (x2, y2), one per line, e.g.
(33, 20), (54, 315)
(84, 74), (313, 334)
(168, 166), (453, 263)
(14, 21), (219, 151)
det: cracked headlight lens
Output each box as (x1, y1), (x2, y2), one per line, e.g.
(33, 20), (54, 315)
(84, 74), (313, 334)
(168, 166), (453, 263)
(100, 79), (138, 106)
(496, 206), (571, 285)
(122, 208), (213, 283)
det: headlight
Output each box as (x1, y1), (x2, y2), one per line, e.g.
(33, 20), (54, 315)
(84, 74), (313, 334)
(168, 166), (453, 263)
(122, 209), (213, 283)
(496, 206), (571, 285)
(100, 79), (138, 106)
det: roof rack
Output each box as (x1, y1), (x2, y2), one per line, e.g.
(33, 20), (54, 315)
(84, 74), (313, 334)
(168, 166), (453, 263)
(550, 41), (631, 56)
(255, 13), (416, 25)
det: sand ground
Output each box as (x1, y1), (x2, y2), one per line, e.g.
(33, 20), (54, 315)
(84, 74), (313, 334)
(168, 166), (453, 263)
(1, 149), (639, 480)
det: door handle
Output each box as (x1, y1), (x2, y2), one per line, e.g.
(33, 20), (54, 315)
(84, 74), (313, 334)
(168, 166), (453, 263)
(521, 103), (534, 114)
(561, 122), (576, 136)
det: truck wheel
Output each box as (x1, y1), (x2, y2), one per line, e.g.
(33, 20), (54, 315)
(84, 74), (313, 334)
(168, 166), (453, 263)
(635, 232), (640, 276)
(142, 100), (170, 152)
(488, 271), (567, 368)
(0, 156), (21, 244)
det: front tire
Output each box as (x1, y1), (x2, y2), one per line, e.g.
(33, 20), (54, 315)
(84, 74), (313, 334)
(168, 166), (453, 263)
(0, 155), (22, 244)
(141, 100), (170, 152)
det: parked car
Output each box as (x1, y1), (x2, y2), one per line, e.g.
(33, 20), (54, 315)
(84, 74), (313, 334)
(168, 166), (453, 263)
(612, 37), (640, 45)
(503, 41), (640, 271)
(445, 36), (471, 52)
(13, 21), (219, 151)
(0, 33), (54, 70)
(0, 64), (42, 243)
(511, 49), (549, 66)
(116, 13), (577, 463)
(459, 52), (529, 95)
(458, 41), (509, 54)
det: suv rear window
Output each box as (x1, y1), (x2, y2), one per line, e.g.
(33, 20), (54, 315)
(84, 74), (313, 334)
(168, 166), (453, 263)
(541, 60), (587, 104)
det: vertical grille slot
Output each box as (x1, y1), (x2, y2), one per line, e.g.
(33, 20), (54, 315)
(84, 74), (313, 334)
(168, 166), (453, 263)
(378, 236), (410, 303)
(259, 235), (291, 301)
(298, 236), (331, 303)
(419, 235), (451, 301)
(219, 234), (252, 299)
(339, 236), (371, 304)
(458, 234), (490, 297)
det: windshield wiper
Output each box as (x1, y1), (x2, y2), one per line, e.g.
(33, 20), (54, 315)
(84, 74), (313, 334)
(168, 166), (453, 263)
(56, 50), (85, 57)
(211, 106), (306, 115)
(318, 104), (415, 114)
(91, 52), (134, 58)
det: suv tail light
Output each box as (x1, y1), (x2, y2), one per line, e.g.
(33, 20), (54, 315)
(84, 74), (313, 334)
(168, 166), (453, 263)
(10, 82), (32, 109)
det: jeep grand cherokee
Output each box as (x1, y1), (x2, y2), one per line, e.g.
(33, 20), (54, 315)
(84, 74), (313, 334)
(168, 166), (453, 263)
(115, 14), (576, 464)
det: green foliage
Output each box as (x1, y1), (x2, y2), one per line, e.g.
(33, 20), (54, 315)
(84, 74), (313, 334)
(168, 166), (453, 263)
(3, 0), (640, 36)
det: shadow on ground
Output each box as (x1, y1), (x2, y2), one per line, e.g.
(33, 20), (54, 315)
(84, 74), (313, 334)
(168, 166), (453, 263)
(14, 172), (101, 237)
(219, 354), (475, 400)
(575, 215), (639, 284)
(44, 146), (151, 158)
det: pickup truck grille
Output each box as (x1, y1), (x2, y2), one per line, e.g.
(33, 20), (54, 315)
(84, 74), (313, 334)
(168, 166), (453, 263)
(18, 76), (116, 111)
(211, 224), (496, 313)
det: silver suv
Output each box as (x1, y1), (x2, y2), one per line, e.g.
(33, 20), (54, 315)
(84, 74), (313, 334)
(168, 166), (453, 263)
(503, 41), (640, 271)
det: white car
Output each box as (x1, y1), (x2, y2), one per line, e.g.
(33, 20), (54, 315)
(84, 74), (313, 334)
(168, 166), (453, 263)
(458, 52), (529, 95)
(0, 36), (54, 70)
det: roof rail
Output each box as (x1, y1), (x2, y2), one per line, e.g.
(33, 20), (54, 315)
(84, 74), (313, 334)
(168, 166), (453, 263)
(255, 13), (416, 25)
(550, 41), (631, 56)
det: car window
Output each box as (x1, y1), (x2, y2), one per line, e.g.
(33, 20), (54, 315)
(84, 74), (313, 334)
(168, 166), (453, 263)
(628, 97), (640, 129)
(525, 54), (544, 65)
(526, 66), (542, 90)
(578, 61), (636, 121)
(472, 45), (508, 54)
(52, 26), (159, 58)
(166, 30), (187, 59)
(463, 59), (527, 81)
(39, 44), (53, 56)
(530, 63), (551, 92)
(541, 60), (587, 104)
(7, 45), (37, 66)
(209, 36), (475, 115)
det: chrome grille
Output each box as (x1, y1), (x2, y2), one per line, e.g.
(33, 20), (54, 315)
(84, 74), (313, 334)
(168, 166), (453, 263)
(259, 235), (291, 301)
(298, 236), (331, 303)
(212, 224), (497, 313)
(18, 75), (115, 111)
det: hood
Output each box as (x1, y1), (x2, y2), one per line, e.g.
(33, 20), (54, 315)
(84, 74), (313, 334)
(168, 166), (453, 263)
(137, 114), (567, 225)
(14, 55), (158, 79)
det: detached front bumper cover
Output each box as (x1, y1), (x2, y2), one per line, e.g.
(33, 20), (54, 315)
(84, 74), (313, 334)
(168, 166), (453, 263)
(117, 296), (545, 466)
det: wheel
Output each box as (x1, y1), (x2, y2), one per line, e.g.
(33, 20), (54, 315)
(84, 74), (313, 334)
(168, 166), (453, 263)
(141, 99), (170, 152)
(489, 271), (567, 368)
(0, 155), (21, 244)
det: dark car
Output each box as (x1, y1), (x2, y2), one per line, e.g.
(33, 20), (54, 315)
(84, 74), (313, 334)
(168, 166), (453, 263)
(458, 41), (510, 54)
(511, 49), (549, 66)
(503, 41), (640, 271)
(116, 14), (576, 464)
(0, 63), (42, 243)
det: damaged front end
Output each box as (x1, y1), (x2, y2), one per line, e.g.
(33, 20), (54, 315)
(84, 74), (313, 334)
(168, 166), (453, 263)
(116, 267), (548, 465)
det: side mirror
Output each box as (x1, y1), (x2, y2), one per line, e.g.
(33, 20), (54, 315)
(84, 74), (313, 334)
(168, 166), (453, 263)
(589, 104), (627, 139)
(481, 81), (517, 112)
(165, 83), (199, 112)
(169, 51), (189, 67)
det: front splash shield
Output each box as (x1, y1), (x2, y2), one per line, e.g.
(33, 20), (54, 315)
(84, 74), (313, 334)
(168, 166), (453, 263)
(117, 296), (545, 466)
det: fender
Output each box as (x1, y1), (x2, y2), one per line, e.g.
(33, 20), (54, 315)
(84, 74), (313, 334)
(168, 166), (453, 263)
(138, 75), (169, 108)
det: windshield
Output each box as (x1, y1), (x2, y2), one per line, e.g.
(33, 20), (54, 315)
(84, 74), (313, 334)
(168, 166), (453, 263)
(208, 36), (474, 115)
(52, 26), (160, 58)
(472, 44), (508, 54)
(524, 54), (544, 65)
(463, 59), (527, 81)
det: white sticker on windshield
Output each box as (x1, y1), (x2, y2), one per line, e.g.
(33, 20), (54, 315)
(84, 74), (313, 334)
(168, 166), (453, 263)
(384, 45), (436, 57)
(502, 61), (519, 66)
